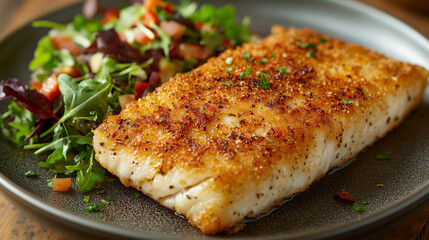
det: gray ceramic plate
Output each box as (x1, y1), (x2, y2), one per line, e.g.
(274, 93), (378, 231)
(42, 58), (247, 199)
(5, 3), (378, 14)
(0, 0), (428, 239)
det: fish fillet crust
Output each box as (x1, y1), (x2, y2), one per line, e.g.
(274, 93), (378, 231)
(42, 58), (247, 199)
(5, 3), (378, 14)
(93, 27), (428, 234)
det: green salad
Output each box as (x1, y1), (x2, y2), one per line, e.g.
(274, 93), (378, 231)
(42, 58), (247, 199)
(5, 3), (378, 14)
(0, 0), (251, 192)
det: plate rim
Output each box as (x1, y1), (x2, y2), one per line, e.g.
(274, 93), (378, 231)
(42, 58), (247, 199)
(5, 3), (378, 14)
(0, 0), (428, 239)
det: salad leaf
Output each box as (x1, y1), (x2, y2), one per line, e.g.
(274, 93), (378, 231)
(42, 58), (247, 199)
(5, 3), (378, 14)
(0, 101), (36, 146)
(115, 5), (142, 32)
(41, 74), (111, 137)
(85, 29), (145, 63)
(0, 78), (56, 120)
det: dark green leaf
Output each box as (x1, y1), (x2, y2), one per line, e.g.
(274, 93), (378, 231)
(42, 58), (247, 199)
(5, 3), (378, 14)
(24, 170), (35, 177)
(84, 202), (105, 212)
(243, 52), (250, 61)
(352, 203), (365, 213)
(295, 41), (316, 49)
(259, 58), (268, 65)
(239, 66), (252, 79)
(134, 192), (142, 198)
(276, 68), (288, 73)
(259, 74), (270, 89)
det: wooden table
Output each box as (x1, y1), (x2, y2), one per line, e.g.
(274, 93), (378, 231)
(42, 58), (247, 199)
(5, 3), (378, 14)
(0, 0), (428, 239)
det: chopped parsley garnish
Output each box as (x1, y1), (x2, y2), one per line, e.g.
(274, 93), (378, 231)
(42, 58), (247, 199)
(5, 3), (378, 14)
(100, 199), (109, 205)
(24, 170), (35, 177)
(83, 195), (90, 203)
(258, 73), (271, 89)
(96, 188), (105, 194)
(108, 196), (116, 202)
(84, 202), (105, 212)
(306, 51), (317, 58)
(225, 57), (234, 65)
(271, 53), (275, 58)
(352, 203), (365, 213)
(376, 150), (392, 160)
(259, 58), (268, 65)
(240, 66), (252, 79)
(226, 67), (233, 72)
(319, 37), (327, 43)
(243, 52), (250, 61)
(360, 200), (369, 205)
(342, 99), (353, 105)
(224, 81), (231, 86)
(295, 41), (316, 49)
(47, 179), (53, 188)
(276, 67), (288, 73)
(134, 191), (142, 198)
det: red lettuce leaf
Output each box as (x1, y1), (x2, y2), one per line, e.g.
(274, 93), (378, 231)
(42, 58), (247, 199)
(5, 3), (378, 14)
(0, 78), (57, 120)
(84, 29), (145, 63)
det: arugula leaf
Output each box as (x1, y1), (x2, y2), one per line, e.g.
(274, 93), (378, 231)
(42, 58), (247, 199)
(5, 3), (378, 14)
(41, 74), (111, 137)
(149, 23), (172, 58)
(29, 36), (56, 71)
(115, 5), (143, 32)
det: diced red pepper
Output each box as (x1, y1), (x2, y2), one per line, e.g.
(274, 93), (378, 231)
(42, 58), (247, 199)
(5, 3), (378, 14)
(143, 8), (159, 26)
(52, 178), (72, 192)
(134, 81), (149, 99)
(334, 189), (355, 202)
(51, 35), (80, 56)
(160, 21), (185, 40)
(39, 75), (60, 101)
(102, 9), (120, 25)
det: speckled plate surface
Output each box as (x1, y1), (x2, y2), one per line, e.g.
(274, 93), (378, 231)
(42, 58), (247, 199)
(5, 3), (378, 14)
(0, 0), (428, 239)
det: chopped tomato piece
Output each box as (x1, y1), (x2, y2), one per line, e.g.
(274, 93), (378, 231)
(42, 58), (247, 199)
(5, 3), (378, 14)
(135, 30), (152, 45)
(160, 21), (185, 40)
(51, 35), (80, 56)
(52, 178), (72, 192)
(58, 66), (81, 78)
(334, 189), (355, 202)
(30, 80), (42, 92)
(163, 3), (175, 14)
(143, 8), (159, 25)
(178, 43), (214, 60)
(144, 0), (162, 10)
(102, 9), (120, 25)
(195, 21), (204, 31)
(39, 75), (60, 101)
(134, 81), (149, 98)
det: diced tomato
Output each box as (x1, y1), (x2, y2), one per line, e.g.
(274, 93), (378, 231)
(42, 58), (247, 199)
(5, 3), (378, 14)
(195, 21), (204, 31)
(134, 81), (149, 99)
(135, 30), (152, 45)
(144, 0), (162, 10)
(163, 3), (175, 14)
(52, 178), (72, 192)
(30, 80), (42, 92)
(143, 8), (159, 25)
(58, 66), (81, 78)
(178, 43), (214, 60)
(160, 21), (185, 40)
(102, 9), (120, 25)
(51, 35), (80, 56)
(39, 75), (60, 101)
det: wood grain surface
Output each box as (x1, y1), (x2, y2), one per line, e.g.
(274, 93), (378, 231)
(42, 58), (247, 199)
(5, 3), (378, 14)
(0, 0), (428, 239)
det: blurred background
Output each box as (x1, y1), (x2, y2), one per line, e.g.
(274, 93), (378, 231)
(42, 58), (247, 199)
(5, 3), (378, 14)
(0, 0), (427, 240)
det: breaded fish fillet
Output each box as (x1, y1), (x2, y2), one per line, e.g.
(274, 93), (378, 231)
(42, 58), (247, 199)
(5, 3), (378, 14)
(93, 26), (428, 234)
